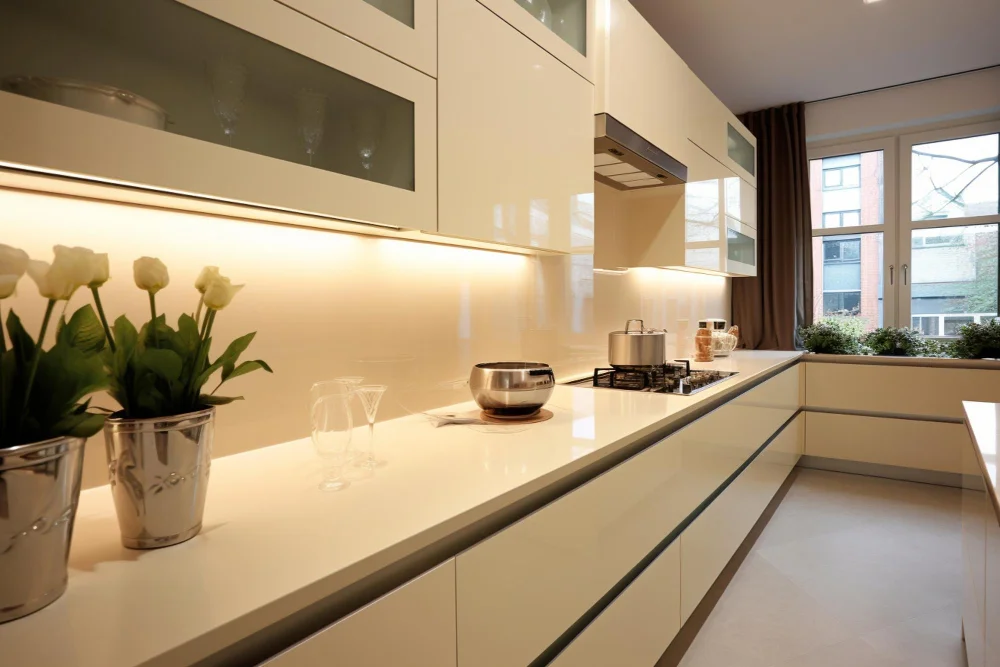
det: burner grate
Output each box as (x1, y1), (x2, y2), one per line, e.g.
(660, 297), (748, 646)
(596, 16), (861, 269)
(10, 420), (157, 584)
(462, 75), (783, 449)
(570, 363), (738, 395)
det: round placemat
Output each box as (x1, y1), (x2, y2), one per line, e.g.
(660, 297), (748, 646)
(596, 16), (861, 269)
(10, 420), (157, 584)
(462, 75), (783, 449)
(479, 408), (554, 425)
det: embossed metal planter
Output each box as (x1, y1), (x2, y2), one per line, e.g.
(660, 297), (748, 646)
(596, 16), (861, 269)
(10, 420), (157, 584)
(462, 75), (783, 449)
(0, 436), (85, 623)
(104, 408), (214, 549)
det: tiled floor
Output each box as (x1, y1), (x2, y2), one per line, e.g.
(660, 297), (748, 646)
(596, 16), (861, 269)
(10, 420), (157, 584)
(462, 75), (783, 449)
(678, 468), (966, 667)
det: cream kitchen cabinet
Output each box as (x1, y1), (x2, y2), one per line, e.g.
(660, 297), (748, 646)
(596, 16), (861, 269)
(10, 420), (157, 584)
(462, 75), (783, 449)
(280, 0), (437, 77)
(685, 69), (757, 187)
(438, 0), (593, 253)
(963, 476), (989, 667)
(986, 513), (1000, 667)
(261, 560), (457, 667)
(594, 0), (690, 165)
(595, 141), (757, 276)
(456, 367), (799, 667)
(548, 541), (681, 667)
(0, 0), (437, 232)
(476, 0), (594, 82)
(680, 415), (803, 621)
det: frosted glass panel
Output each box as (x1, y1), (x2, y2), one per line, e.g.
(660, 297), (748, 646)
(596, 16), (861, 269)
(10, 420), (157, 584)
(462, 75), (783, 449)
(515, 0), (586, 55)
(727, 124), (755, 176)
(0, 0), (416, 191)
(726, 225), (755, 266)
(363, 0), (415, 27)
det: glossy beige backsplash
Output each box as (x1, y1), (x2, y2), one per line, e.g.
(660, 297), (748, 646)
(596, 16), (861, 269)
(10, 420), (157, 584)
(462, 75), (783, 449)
(1, 187), (729, 488)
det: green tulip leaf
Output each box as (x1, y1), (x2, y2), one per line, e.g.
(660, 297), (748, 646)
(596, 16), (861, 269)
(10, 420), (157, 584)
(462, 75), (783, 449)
(199, 394), (244, 406)
(57, 305), (107, 354)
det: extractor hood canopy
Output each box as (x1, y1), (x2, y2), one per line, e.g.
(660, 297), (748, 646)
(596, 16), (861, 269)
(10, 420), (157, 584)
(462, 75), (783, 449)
(594, 113), (688, 190)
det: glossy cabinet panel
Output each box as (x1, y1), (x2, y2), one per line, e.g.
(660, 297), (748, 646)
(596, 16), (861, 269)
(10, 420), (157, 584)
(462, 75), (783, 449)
(549, 541), (681, 667)
(963, 472), (989, 667)
(281, 0), (437, 76)
(680, 414), (802, 622)
(456, 367), (799, 667)
(262, 560), (457, 667)
(684, 69), (756, 187)
(438, 0), (593, 253)
(476, 0), (594, 82)
(595, 0), (688, 162)
(987, 515), (1000, 667)
(0, 0), (437, 231)
(805, 363), (1000, 420)
(805, 412), (972, 475)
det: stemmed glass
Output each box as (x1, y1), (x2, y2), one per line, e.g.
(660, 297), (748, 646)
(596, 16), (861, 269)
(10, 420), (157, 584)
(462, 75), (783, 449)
(353, 385), (387, 470)
(351, 108), (384, 179)
(206, 59), (249, 145)
(295, 89), (328, 166)
(309, 381), (355, 491)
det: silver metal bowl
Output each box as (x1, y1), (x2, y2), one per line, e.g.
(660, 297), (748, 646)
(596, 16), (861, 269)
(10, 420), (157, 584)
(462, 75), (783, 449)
(469, 362), (555, 418)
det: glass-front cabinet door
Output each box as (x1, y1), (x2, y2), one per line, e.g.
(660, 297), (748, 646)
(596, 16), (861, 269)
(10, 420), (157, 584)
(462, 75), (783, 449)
(281, 0), (437, 77)
(476, 0), (594, 82)
(0, 0), (436, 232)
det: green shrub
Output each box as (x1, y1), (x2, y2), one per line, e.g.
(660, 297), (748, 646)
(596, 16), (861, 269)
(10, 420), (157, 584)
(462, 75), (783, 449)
(950, 319), (1000, 359)
(861, 327), (926, 357)
(798, 318), (864, 355)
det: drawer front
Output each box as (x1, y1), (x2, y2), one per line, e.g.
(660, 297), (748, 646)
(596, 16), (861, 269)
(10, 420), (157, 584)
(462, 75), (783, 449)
(456, 367), (799, 667)
(549, 541), (681, 667)
(805, 363), (1000, 419)
(805, 412), (973, 475)
(262, 560), (456, 667)
(680, 414), (802, 622)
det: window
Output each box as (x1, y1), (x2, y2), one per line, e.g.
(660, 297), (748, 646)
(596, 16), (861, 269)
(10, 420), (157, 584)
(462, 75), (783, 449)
(810, 122), (1000, 338)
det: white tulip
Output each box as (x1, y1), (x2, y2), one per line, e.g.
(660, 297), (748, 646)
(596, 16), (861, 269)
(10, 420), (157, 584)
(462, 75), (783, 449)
(26, 259), (76, 300)
(0, 244), (29, 278)
(0, 275), (19, 299)
(194, 266), (221, 294)
(89, 252), (110, 288)
(133, 257), (169, 294)
(202, 275), (244, 310)
(50, 245), (99, 294)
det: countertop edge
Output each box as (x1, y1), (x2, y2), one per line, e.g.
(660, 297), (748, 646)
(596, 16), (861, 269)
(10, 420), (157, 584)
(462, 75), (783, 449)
(962, 401), (1000, 524)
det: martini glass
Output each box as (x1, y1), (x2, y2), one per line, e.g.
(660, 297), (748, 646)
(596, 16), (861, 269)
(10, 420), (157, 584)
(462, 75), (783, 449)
(354, 384), (388, 470)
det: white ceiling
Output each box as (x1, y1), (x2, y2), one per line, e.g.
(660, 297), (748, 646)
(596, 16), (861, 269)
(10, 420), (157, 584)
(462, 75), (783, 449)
(629, 0), (1000, 114)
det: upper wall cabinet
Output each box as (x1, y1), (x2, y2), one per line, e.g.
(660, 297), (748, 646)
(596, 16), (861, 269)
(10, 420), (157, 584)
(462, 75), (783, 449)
(594, 0), (691, 166)
(476, 0), (595, 82)
(438, 0), (594, 253)
(280, 0), (437, 77)
(595, 142), (756, 277)
(0, 0), (437, 232)
(685, 70), (757, 187)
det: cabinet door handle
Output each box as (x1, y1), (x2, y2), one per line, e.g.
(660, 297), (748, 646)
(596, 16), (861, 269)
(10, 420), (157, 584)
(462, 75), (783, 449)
(889, 264), (894, 286)
(902, 263), (909, 285)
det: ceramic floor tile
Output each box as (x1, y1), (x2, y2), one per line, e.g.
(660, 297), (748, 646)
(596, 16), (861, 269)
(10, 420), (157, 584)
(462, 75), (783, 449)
(677, 470), (965, 667)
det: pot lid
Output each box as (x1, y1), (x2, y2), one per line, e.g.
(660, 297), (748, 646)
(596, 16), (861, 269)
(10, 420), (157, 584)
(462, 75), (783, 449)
(611, 319), (666, 335)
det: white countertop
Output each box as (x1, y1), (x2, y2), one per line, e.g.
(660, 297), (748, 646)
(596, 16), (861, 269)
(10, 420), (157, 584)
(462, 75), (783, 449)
(963, 401), (1000, 519)
(0, 351), (800, 667)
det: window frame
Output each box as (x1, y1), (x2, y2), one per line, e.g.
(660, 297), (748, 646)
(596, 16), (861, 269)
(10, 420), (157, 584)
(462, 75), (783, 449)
(808, 137), (897, 328)
(898, 120), (1000, 338)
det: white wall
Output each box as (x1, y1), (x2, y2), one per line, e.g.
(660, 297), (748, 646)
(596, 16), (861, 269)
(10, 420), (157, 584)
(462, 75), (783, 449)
(806, 66), (1000, 143)
(2, 181), (730, 488)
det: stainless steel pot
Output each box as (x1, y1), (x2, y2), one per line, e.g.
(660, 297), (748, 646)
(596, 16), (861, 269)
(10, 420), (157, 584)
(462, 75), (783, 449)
(1, 76), (168, 129)
(0, 436), (85, 623)
(608, 319), (666, 367)
(469, 362), (555, 418)
(104, 408), (214, 549)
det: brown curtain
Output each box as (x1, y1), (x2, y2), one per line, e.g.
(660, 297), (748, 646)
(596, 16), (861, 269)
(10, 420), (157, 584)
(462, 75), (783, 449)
(732, 102), (813, 350)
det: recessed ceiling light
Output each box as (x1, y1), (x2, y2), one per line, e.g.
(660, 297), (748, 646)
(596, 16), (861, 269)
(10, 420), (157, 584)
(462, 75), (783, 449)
(863, 0), (883, 4)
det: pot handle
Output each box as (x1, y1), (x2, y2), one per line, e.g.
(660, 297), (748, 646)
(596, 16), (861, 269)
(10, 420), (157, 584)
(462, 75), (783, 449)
(529, 368), (555, 379)
(625, 319), (645, 333)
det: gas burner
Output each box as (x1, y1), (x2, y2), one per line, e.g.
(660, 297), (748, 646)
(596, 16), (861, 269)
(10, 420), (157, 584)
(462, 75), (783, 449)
(568, 362), (737, 395)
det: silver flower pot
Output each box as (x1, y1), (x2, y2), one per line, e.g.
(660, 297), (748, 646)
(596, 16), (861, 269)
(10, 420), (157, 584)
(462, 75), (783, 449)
(0, 436), (85, 623)
(104, 408), (214, 549)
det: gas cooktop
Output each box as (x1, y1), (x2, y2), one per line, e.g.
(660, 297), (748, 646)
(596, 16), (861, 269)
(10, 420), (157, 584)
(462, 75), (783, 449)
(567, 361), (738, 395)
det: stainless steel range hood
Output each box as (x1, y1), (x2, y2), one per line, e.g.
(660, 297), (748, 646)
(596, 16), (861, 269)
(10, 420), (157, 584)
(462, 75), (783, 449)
(594, 113), (688, 190)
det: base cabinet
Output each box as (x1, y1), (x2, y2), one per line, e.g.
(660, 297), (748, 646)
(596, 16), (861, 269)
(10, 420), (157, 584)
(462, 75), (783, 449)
(680, 414), (802, 622)
(549, 541), (681, 667)
(963, 478), (989, 667)
(261, 560), (457, 667)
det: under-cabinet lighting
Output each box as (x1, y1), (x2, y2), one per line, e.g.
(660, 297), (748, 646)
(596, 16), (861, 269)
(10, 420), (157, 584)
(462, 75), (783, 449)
(593, 267), (629, 275)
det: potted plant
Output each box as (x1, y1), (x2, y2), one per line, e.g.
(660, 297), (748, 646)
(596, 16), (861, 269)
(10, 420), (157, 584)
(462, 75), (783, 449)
(861, 327), (926, 357)
(99, 260), (271, 549)
(0, 244), (109, 623)
(797, 317), (864, 355)
(950, 319), (1000, 360)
